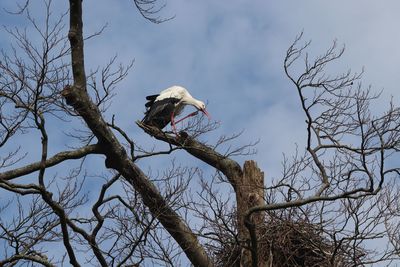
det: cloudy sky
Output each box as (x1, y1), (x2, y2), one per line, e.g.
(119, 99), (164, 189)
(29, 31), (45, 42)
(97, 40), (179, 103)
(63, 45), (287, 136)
(79, 0), (400, 177)
(2, 0), (400, 176)
(2, 0), (400, 264)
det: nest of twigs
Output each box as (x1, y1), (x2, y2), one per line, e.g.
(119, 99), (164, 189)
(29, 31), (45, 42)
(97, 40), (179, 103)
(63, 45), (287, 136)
(213, 216), (365, 267)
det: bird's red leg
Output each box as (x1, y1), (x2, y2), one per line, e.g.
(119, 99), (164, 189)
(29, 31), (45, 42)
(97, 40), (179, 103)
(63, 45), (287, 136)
(170, 112), (178, 134)
(174, 111), (199, 124)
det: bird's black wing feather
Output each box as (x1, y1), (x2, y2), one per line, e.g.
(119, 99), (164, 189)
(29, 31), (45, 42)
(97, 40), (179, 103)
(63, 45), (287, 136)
(142, 97), (180, 129)
(145, 94), (160, 108)
(146, 94), (159, 100)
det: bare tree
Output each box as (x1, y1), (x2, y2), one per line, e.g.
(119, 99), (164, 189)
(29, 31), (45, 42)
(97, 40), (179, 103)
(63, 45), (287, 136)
(238, 33), (400, 266)
(1, 1), (400, 267)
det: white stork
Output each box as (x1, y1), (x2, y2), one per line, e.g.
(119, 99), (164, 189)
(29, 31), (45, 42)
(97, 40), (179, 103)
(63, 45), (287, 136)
(142, 85), (210, 132)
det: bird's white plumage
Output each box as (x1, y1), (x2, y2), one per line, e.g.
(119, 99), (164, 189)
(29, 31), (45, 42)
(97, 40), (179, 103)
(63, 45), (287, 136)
(155, 85), (205, 114)
(156, 85), (192, 102)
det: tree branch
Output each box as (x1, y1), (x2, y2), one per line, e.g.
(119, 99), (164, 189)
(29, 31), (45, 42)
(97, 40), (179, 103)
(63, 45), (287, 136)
(136, 122), (243, 190)
(0, 144), (101, 181)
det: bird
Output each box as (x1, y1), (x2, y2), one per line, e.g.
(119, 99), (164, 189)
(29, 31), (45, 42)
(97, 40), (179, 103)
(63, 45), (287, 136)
(142, 85), (210, 132)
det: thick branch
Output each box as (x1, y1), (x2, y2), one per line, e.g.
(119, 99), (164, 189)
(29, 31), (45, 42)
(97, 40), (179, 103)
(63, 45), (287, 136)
(68, 0), (86, 89)
(0, 254), (56, 267)
(0, 144), (101, 181)
(136, 122), (243, 190)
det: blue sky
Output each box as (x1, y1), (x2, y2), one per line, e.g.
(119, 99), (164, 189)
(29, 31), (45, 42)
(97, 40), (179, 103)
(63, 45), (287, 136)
(78, 0), (400, 176)
(2, 0), (400, 265)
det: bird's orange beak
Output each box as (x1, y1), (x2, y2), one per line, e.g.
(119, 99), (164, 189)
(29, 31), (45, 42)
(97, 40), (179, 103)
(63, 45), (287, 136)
(201, 109), (211, 119)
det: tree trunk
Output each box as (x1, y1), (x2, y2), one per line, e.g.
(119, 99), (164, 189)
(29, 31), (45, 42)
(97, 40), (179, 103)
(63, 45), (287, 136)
(237, 161), (265, 267)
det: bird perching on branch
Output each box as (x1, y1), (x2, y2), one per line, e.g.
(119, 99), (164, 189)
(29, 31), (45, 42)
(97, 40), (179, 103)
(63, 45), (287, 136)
(142, 85), (210, 133)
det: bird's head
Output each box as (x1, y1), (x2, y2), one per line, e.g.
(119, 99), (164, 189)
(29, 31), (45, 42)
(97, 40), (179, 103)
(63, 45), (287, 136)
(193, 100), (211, 119)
